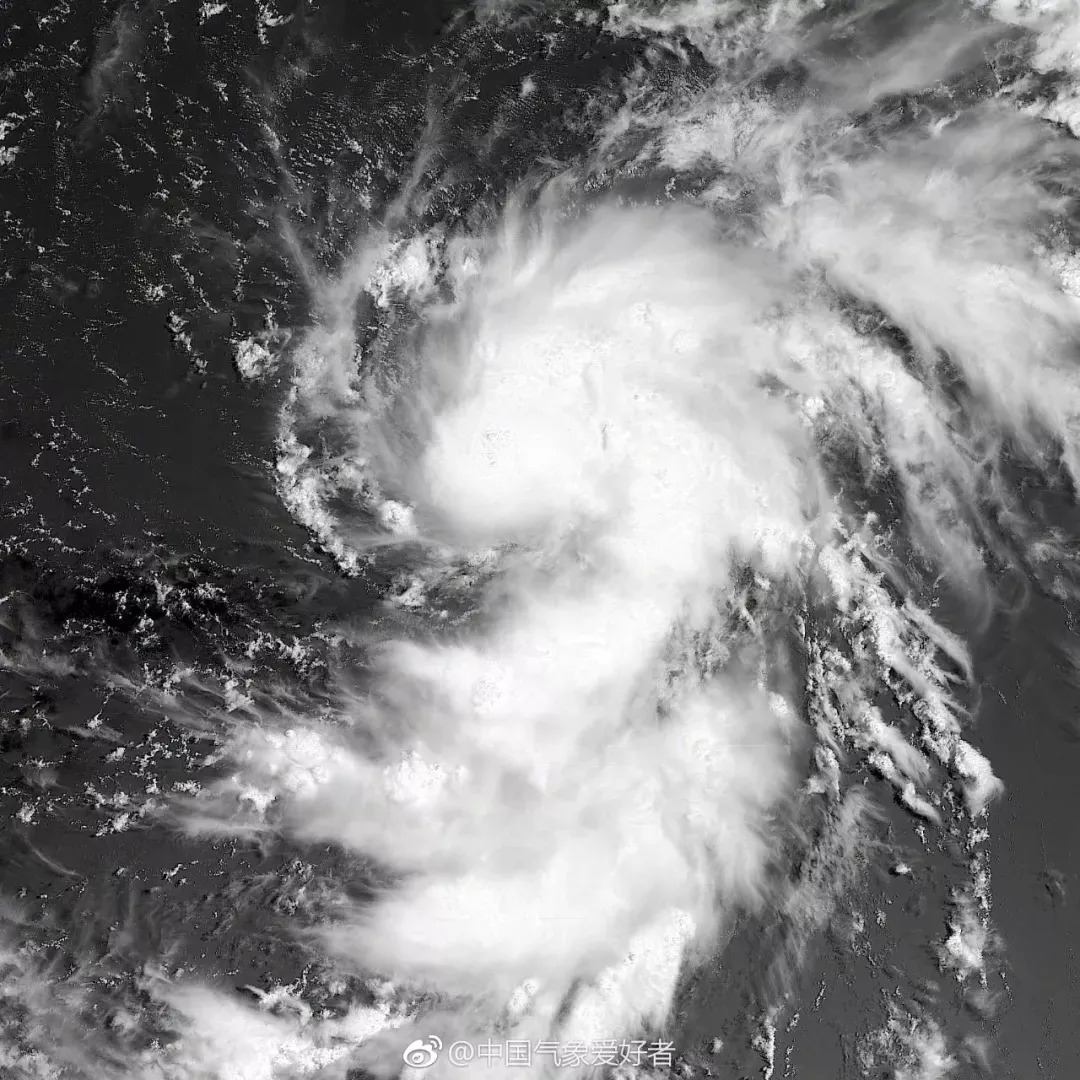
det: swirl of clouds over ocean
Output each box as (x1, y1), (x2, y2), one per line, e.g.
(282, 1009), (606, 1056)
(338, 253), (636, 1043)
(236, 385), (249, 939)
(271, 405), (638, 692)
(2, 2), (1080, 1079)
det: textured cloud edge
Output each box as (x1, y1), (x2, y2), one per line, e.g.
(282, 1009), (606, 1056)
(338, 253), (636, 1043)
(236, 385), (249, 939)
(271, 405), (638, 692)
(6, 1), (1080, 1079)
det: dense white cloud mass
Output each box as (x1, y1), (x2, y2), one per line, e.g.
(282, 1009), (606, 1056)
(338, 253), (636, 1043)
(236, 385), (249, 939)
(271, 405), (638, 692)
(241, 203), (815, 1075)
(255, 6), (1080, 1077)
(6, 2), (1080, 1079)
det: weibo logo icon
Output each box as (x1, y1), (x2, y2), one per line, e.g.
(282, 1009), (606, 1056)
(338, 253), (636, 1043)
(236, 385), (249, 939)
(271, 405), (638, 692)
(402, 1036), (443, 1068)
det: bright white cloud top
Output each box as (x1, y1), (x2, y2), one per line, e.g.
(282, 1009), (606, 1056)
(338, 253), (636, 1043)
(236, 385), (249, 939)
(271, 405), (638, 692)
(237, 4), (1080, 1077)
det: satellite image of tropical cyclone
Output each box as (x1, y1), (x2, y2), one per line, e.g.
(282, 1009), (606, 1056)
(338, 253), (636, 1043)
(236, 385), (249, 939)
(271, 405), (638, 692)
(4, 0), (1080, 1076)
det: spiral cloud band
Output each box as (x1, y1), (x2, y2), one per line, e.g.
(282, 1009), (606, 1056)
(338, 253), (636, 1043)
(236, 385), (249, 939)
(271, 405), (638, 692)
(5, 2), (1080, 1079)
